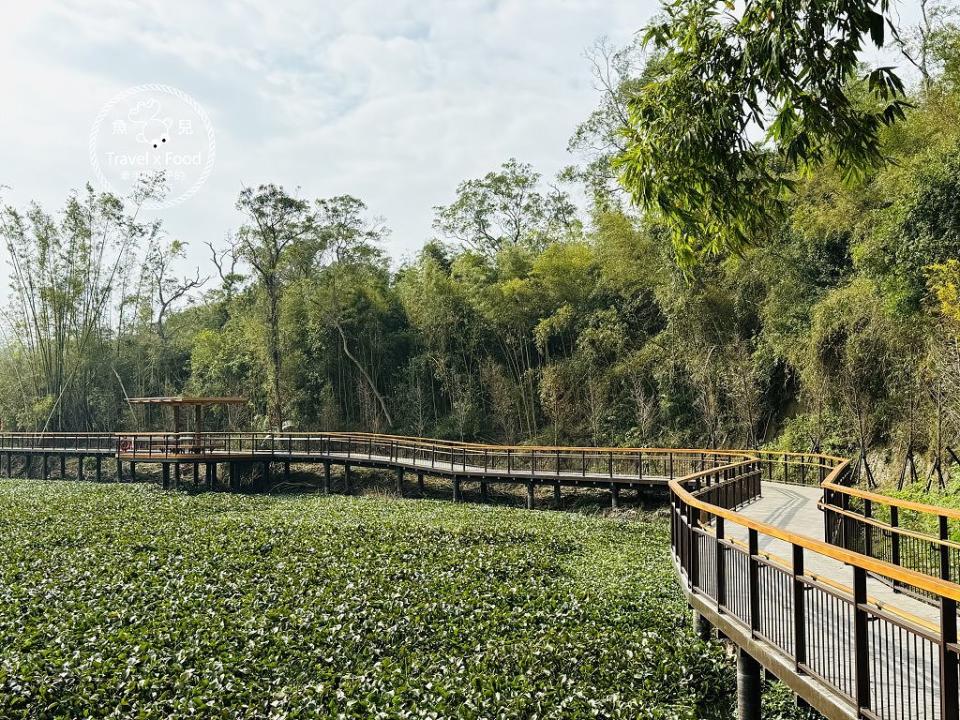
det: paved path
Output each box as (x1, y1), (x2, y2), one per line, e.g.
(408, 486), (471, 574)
(731, 482), (939, 626)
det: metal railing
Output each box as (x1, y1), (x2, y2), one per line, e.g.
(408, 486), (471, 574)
(671, 454), (960, 720)
(109, 431), (750, 483)
(0, 431), (750, 484)
(0, 432), (116, 453)
(820, 473), (960, 603)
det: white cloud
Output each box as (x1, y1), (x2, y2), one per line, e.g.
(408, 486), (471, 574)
(0, 0), (657, 285)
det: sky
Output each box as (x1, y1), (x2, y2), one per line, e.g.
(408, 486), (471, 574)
(0, 0), (663, 279)
(0, 0), (926, 290)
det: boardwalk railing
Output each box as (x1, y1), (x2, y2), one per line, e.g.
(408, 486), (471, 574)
(672, 453), (960, 720)
(819, 472), (960, 601)
(0, 432), (115, 453)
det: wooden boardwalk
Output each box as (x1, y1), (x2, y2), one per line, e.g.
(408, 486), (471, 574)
(674, 457), (960, 720)
(0, 432), (731, 506)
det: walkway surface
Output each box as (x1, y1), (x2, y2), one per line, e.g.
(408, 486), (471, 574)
(732, 481), (939, 626)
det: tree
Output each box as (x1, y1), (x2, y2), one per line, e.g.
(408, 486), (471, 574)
(617, 0), (910, 263)
(0, 181), (159, 429)
(144, 239), (207, 342)
(236, 184), (315, 428)
(308, 196), (395, 429)
(894, 0), (958, 86)
(433, 159), (580, 258)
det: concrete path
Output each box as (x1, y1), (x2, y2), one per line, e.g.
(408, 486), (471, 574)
(730, 481), (939, 627)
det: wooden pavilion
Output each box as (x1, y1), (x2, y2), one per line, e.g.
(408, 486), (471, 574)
(128, 396), (247, 439)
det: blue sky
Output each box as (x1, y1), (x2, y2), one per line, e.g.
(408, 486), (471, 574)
(0, 0), (925, 282)
(0, 0), (662, 273)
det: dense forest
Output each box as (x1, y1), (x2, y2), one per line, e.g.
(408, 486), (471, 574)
(3, 6), (960, 488)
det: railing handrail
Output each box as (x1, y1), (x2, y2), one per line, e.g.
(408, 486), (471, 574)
(821, 476), (960, 522)
(670, 457), (960, 602)
(105, 430), (753, 457)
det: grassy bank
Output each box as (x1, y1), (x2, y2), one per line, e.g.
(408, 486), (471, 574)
(0, 480), (813, 719)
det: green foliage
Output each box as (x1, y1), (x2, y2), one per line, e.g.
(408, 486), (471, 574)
(0, 480), (750, 719)
(616, 0), (909, 262)
(433, 159), (582, 258)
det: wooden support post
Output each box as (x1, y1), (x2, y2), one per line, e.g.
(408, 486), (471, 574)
(229, 462), (239, 492)
(553, 481), (561, 508)
(343, 464), (351, 494)
(262, 461), (271, 490)
(526, 481), (535, 510)
(115, 457), (123, 482)
(211, 462), (218, 489)
(417, 472), (425, 494)
(205, 462), (213, 488)
(162, 463), (171, 490)
(24, 454), (33, 478)
(452, 476), (461, 503)
(193, 463), (200, 485)
(60, 454), (67, 479)
(95, 456), (102, 483)
(610, 483), (620, 509)
(42, 454), (49, 480)
(480, 480), (489, 502)
(395, 467), (404, 495)
(77, 456), (84, 482)
(323, 461), (331, 494)
(736, 648), (762, 720)
(129, 461), (137, 482)
(174, 463), (181, 487)
(4, 452), (10, 477)
(284, 461), (291, 482)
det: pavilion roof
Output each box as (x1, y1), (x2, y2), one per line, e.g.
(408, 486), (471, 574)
(126, 396), (248, 406)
